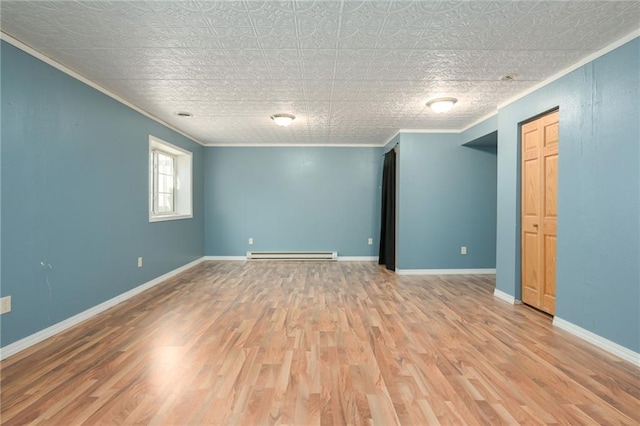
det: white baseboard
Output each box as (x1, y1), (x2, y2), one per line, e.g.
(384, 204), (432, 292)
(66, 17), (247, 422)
(0, 257), (205, 361)
(396, 268), (496, 275)
(202, 256), (378, 262)
(203, 256), (247, 261)
(553, 317), (640, 367)
(493, 288), (516, 304)
(338, 256), (378, 262)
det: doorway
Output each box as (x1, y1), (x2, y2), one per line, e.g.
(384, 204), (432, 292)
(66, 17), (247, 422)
(379, 148), (396, 271)
(521, 110), (559, 315)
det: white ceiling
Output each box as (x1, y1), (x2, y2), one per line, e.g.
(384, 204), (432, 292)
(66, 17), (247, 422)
(1, 1), (639, 146)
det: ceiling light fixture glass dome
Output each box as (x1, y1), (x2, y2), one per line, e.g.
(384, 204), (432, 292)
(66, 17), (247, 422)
(426, 97), (458, 113)
(271, 113), (296, 126)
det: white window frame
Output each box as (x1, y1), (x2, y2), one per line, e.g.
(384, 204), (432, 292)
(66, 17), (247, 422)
(149, 136), (192, 222)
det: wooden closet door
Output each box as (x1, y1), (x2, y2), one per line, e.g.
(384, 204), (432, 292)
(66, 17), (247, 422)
(521, 110), (559, 315)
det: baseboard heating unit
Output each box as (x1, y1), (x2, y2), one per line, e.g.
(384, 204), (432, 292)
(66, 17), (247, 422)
(246, 251), (338, 261)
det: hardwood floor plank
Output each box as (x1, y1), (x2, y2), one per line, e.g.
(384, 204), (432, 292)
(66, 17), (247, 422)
(1, 261), (638, 425)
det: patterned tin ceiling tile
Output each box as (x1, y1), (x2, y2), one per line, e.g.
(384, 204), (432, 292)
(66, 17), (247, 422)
(1, 1), (639, 145)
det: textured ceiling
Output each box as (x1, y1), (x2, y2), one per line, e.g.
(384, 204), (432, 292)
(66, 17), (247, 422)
(1, 1), (639, 146)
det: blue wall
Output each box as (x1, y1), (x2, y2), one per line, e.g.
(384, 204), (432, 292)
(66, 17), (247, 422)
(496, 38), (639, 352)
(1, 41), (204, 347)
(204, 147), (382, 257)
(397, 133), (497, 270)
(3, 32), (636, 357)
(461, 114), (498, 144)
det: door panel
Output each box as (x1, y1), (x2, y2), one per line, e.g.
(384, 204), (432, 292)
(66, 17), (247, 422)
(521, 110), (559, 315)
(521, 120), (541, 308)
(544, 155), (558, 217)
(544, 120), (559, 147)
(542, 234), (557, 313)
(523, 159), (539, 217)
(522, 231), (540, 306)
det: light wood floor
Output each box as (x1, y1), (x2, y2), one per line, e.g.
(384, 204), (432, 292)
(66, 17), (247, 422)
(1, 261), (638, 425)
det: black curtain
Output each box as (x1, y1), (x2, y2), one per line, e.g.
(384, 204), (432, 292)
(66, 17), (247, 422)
(379, 149), (396, 271)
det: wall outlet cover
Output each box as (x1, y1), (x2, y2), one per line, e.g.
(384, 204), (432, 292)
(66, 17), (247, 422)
(0, 296), (12, 314)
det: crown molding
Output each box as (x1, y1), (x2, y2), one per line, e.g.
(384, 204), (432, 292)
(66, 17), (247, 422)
(398, 129), (459, 134)
(460, 110), (498, 133)
(0, 32), (206, 147)
(381, 131), (401, 148)
(4, 27), (637, 148)
(498, 29), (640, 110)
(204, 142), (383, 148)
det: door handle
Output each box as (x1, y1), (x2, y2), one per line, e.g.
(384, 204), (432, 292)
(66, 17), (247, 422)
(533, 224), (538, 228)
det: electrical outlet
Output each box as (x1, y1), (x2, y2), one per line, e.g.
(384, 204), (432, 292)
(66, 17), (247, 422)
(461, 246), (467, 255)
(368, 238), (373, 245)
(248, 238), (254, 245)
(137, 257), (143, 267)
(0, 296), (12, 314)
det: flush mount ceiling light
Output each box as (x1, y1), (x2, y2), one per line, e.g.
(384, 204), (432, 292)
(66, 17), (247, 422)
(176, 111), (193, 117)
(426, 97), (458, 114)
(271, 113), (296, 127)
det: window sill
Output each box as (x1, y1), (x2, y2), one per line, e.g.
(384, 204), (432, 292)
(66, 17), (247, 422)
(149, 214), (192, 223)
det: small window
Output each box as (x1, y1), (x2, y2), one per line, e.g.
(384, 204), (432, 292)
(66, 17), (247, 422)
(151, 150), (177, 215)
(149, 136), (192, 222)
